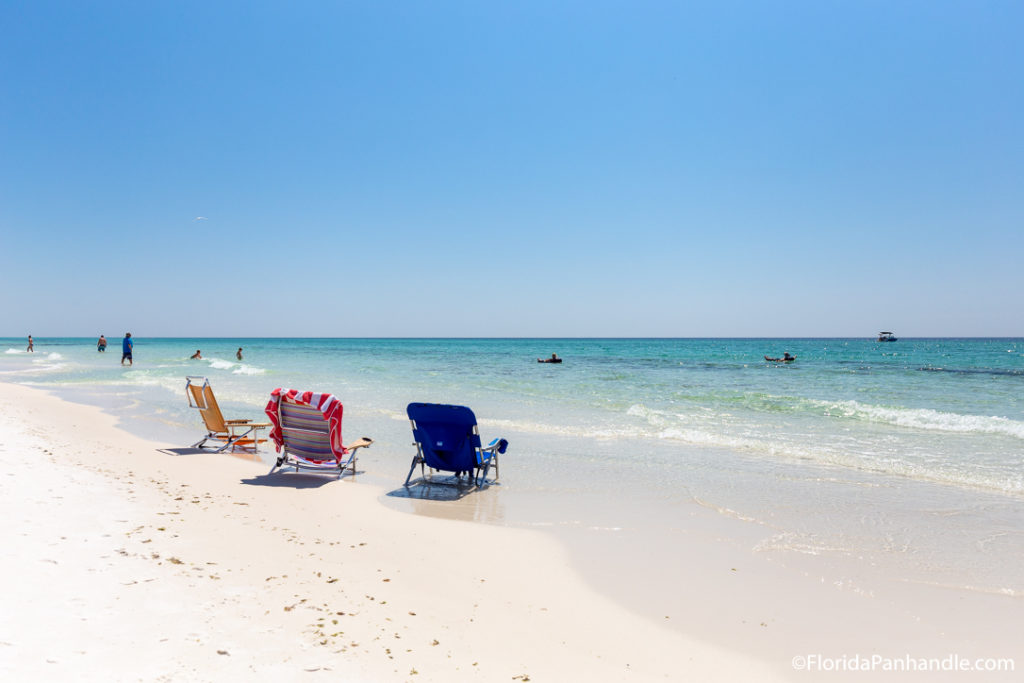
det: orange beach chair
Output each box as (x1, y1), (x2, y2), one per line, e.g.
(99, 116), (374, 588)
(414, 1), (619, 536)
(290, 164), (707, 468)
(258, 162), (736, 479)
(186, 376), (269, 454)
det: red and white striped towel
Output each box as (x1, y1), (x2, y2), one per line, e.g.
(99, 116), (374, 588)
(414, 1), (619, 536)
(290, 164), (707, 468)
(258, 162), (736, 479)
(264, 388), (347, 462)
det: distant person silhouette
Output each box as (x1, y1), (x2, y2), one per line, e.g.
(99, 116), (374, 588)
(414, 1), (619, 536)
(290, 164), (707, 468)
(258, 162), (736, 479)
(121, 333), (133, 366)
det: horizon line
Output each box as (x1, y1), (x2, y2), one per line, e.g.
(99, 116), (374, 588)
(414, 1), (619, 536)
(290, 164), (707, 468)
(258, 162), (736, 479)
(5, 336), (1024, 341)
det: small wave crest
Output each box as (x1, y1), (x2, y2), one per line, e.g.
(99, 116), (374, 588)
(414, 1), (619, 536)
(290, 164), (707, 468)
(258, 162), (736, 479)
(918, 366), (1023, 377)
(626, 404), (652, 419)
(24, 361), (68, 373)
(481, 416), (649, 440)
(753, 531), (853, 557)
(626, 403), (660, 423)
(3, 350), (63, 360)
(204, 357), (266, 375)
(624, 402), (1024, 494)
(814, 399), (1024, 440)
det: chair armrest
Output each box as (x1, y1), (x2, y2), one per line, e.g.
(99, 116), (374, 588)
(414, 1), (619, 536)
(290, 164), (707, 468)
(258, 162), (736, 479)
(482, 437), (509, 454)
(227, 422), (268, 435)
(478, 438), (508, 465)
(345, 437), (374, 452)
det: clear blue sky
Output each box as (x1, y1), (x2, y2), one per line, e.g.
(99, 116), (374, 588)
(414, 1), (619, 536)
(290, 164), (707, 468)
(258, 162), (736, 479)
(2, 1), (1022, 337)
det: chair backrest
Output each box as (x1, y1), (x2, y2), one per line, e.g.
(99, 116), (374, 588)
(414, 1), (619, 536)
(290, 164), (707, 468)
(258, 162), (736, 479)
(186, 377), (227, 433)
(407, 403), (482, 473)
(278, 396), (333, 462)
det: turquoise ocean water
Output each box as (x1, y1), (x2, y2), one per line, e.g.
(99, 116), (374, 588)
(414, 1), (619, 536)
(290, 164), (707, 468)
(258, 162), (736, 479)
(3, 337), (1023, 600)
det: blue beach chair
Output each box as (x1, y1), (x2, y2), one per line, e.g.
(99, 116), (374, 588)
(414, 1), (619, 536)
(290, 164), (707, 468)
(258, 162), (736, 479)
(405, 403), (508, 486)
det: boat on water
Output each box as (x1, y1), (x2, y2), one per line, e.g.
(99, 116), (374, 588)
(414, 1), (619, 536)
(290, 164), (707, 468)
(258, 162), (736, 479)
(877, 331), (898, 342)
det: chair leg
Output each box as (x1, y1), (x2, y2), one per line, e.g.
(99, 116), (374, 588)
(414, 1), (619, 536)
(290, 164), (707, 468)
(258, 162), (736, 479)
(214, 436), (239, 453)
(404, 458), (419, 486)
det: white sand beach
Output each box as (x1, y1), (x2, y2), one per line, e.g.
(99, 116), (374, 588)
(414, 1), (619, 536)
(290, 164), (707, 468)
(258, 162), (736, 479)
(0, 383), (784, 682)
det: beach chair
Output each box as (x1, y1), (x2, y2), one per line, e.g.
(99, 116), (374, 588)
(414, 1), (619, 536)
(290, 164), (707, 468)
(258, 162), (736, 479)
(405, 402), (508, 486)
(264, 388), (373, 478)
(186, 376), (269, 453)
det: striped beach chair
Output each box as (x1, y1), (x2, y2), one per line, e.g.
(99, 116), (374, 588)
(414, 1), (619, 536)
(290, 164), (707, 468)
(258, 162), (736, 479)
(264, 388), (373, 478)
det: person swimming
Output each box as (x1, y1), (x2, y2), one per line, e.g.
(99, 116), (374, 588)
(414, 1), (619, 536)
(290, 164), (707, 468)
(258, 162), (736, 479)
(190, 349), (202, 360)
(538, 353), (562, 364)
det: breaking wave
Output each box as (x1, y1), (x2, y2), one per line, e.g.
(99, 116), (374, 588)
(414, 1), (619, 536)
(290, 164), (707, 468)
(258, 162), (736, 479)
(813, 399), (1024, 440)
(206, 357), (266, 375)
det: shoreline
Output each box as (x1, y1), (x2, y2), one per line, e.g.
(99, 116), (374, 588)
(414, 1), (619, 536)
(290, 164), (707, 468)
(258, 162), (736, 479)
(0, 382), (780, 681)
(2, 379), (1021, 681)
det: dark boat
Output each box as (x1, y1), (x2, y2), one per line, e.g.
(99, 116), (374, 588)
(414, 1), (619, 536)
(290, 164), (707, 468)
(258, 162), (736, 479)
(877, 331), (898, 342)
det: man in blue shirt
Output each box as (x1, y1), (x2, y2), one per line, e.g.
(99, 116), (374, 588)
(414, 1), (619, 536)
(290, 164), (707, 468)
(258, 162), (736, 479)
(121, 333), (133, 366)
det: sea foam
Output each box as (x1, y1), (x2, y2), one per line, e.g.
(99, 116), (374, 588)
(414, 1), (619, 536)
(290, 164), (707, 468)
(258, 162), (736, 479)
(815, 399), (1024, 440)
(205, 357), (266, 375)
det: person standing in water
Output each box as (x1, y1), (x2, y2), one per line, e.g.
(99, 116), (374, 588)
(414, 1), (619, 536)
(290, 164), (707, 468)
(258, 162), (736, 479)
(121, 333), (133, 366)
(97, 335), (107, 352)
(236, 347), (243, 361)
(27, 335), (34, 352)
(191, 350), (202, 360)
